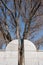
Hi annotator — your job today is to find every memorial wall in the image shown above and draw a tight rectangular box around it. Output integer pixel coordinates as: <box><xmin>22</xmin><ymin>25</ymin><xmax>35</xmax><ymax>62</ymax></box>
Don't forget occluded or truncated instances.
<box><xmin>0</xmin><ymin>40</ymin><xmax>43</xmax><ymax>65</ymax></box>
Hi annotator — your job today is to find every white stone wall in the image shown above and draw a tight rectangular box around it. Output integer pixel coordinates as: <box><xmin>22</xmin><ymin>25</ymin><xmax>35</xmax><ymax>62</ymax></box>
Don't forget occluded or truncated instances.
<box><xmin>0</xmin><ymin>40</ymin><xmax>43</xmax><ymax>65</ymax></box>
<box><xmin>0</xmin><ymin>51</ymin><xmax>18</xmax><ymax>65</ymax></box>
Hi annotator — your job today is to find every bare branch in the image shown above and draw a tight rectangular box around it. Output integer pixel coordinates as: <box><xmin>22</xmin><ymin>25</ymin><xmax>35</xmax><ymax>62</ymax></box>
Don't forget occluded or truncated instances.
<box><xmin>0</xmin><ymin>19</ymin><xmax>12</xmax><ymax>42</ymax></box>
<box><xmin>23</xmin><ymin>0</ymin><xmax>41</xmax><ymax>39</ymax></box>
<box><xmin>33</xmin><ymin>13</ymin><xmax>43</xmax><ymax>18</ymax></box>
<box><xmin>0</xmin><ymin>0</ymin><xmax>17</xmax><ymax>26</ymax></box>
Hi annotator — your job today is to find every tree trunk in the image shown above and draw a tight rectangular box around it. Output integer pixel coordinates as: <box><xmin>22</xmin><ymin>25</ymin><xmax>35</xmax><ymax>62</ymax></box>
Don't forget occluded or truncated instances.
<box><xmin>18</xmin><ymin>39</ymin><xmax>24</xmax><ymax>65</ymax></box>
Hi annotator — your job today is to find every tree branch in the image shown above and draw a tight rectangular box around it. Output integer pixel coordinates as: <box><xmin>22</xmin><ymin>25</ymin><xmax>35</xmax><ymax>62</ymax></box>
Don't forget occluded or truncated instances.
<box><xmin>33</xmin><ymin>13</ymin><xmax>43</xmax><ymax>18</ymax></box>
<box><xmin>0</xmin><ymin>21</ymin><xmax>12</xmax><ymax>42</ymax></box>
<box><xmin>0</xmin><ymin>0</ymin><xmax>17</xmax><ymax>27</ymax></box>
<box><xmin>23</xmin><ymin>0</ymin><xmax>41</xmax><ymax>39</ymax></box>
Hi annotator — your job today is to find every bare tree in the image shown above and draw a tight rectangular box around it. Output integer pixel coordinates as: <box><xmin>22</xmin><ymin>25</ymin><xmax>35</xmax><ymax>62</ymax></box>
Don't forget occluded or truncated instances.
<box><xmin>0</xmin><ymin>0</ymin><xmax>43</xmax><ymax>65</ymax></box>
